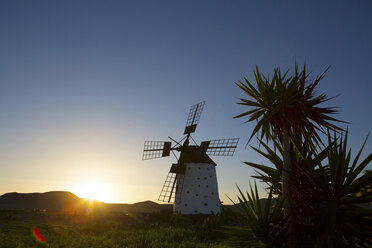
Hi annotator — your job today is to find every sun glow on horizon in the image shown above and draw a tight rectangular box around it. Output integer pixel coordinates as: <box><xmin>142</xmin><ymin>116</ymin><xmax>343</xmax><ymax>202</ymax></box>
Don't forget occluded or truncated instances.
<box><xmin>74</xmin><ymin>181</ymin><xmax>111</xmax><ymax>203</ymax></box>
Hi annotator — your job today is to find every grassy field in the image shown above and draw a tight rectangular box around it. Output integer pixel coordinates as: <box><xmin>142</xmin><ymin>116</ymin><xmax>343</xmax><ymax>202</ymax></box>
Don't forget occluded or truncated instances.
<box><xmin>0</xmin><ymin>210</ymin><xmax>253</xmax><ymax>248</ymax></box>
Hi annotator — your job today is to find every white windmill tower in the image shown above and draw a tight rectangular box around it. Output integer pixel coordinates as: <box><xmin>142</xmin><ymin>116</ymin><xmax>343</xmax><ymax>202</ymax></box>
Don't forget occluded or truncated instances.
<box><xmin>142</xmin><ymin>101</ymin><xmax>239</xmax><ymax>214</ymax></box>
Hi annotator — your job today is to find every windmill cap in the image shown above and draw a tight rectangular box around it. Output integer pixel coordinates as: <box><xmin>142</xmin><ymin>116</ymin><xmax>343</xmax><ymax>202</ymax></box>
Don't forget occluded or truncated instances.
<box><xmin>178</xmin><ymin>146</ymin><xmax>216</xmax><ymax>165</ymax></box>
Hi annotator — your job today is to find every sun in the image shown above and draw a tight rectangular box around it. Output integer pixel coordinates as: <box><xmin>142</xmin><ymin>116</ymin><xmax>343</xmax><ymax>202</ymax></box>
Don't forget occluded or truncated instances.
<box><xmin>74</xmin><ymin>181</ymin><xmax>109</xmax><ymax>202</ymax></box>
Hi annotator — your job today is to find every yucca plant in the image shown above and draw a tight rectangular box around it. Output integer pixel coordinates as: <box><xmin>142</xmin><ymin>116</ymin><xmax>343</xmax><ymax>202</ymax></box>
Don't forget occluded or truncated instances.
<box><xmin>242</xmin><ymin>131</ymin><xmax>372</xmax><ymax>247</ymax></box>
<box><xmin>234</xmin><ymin>64</ymin><xmax>345</xmax><ymax>246</ymax></box>
<box><xmin>293</xmin><ymin>132</ymin><xmax>372</xmax><ymax>247</ymax></box>
<box><xmin>223</xmin><ymin>183</ymin><xmax>288</xmax><ymax>248</ymax></box>
<box><xmin>244</xmin><ymin>133</ymin><xmax>330</xmax><ymax>244</ymax></box>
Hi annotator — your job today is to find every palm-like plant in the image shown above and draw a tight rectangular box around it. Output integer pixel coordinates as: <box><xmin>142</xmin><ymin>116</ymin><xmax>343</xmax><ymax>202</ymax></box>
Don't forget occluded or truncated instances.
<box><xmin>234</xmin><ymin>64</ymin><xmax>344</xmax><ymax>245</ymax></box>
<box><xmin>234</xmin><ymin>64</ymin><xmax>343</xmax><ymax>146</ymax></box>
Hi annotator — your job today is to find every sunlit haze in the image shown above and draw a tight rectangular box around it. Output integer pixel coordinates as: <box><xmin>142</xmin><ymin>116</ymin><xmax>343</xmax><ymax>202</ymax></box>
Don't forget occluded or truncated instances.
<box><xmin>0</xmin><ymin>1</ymin><xmax>371</xmax><ymax>203</ymax></box>
<box><xmin>74</xmin><ymin>181</ymin><xmax>111</xmax><ymax>202</ymax></box>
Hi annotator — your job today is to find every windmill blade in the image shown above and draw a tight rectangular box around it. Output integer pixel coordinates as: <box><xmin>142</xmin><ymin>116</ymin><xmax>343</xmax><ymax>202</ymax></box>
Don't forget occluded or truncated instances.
<box><xmin>158</xmin><ymin>169</ymin><xmax>185</xmax><ymax>203</ymax></box>
<box><xmin>158</xmin><ymin>172</ymin><xmax>177</xmax><ymax>203</ymax></box>
<box><xmin>142</xmin><ymin>141</ymin><xmax>171</xmax><ymax>160</ymax></box>
<box><xmin>205</xmin><ymin>138</ymin><xmax>239</xmax><ymax>156</ymax></box>
<box><xmin>168</xmin><ymin>174</ymin><xmax>178</xmax><ymax>203</ymax></box>
<box><xmin>184</xmin><ymin>101</ymin><xmax>205</xmax><ymax>134</ymax></box>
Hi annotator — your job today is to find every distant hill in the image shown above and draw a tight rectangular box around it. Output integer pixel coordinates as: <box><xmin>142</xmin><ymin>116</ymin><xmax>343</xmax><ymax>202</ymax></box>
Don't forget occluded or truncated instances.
<box><xmin>0</xmin><ymin>191</ymin><xmax>172</xmax><ymax>213</ymax></box>
<box><xmin>0</xmin><ymin>191</ymin><xmax>291</xmax><ymax>214</ymax></box>
<box><xmin>105</xmin><ymin>201</ymin><xmax>172</xmax><ymax>213</ymax></box>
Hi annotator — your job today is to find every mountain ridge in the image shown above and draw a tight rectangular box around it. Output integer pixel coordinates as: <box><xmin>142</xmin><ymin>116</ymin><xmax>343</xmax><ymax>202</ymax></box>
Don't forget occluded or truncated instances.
<box><xmin>0</xmin><ymin>191</ymin><xmax>280</xmax><ymax>213</ymax></box>
<box><xmin>0</xmin><ymin>191</ymin><xmax>171</xmax><ymax>213</ymax></box>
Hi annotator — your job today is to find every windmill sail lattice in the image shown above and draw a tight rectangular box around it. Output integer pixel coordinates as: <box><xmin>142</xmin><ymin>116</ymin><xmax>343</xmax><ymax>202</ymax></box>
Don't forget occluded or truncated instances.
<box><xmin>158</xmin><ymin>173</ymin><xmax>184</xmax><ymax>203</ymax></box>
<box><xmin>184</xmin><ymin>101</ymin><xmax>205</xmax><ymax>134</ymax></box>
<box><xmin>142</xmin><ymin>141</ymin><xmax>171</xmax><ymax>160</ymax></box>
<box><xmin>206</xmin><ymin>138</ymin><xmax>239</xmax><ymax>156</ymax></box>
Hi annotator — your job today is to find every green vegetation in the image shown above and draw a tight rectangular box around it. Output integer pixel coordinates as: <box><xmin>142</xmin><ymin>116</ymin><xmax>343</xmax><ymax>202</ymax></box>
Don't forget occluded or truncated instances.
<box><xmin>0</xmin><ymin>211</ymin><xmax>248</xmax><ymax>248</ymax></box>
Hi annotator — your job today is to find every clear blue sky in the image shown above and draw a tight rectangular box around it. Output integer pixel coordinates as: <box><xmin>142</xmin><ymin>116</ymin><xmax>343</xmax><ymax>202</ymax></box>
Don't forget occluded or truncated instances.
<box><xmin>0</xmin><ymin>0</ymin><xmax>371</xmax><ymax>203</ymax></box>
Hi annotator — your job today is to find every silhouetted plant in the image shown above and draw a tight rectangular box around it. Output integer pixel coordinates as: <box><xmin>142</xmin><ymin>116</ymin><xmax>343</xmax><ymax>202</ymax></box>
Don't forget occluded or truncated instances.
<box><xmin>236</xmin><ymin>129</ymin><xmax>372</xmax><ymax>247</ymax></box>
<box><xmin>234</xmin><ymin>64</ymin><xmax>345</xmax><ymax>246</ymax></box>
<box><xmin>291</xmin><ymin>132</ymin><xmax>372</xmax><ymax>247</ymax></box>
<box><xmin>223</xmin><ymin>183</ymin><xmax>287</xmax><ymax>248</ymax></box>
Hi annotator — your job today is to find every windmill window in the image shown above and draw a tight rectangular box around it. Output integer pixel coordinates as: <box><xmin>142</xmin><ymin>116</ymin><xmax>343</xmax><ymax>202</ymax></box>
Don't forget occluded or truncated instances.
<box><xmin>198</xmin><ymin>167</ymin><xmax>201</xmax><ymax>170</ymax></box>
<box><xmin>194</xmin><ymin>210</ymin><xmax>198</xmax><ymax>213</ymax></box>
<box><xmin>186</xmin><ymin>191</ymin><xmax>190</xmax><ymax>194</ymax></box>
<box><xmin>184</xmin><ymin>203</ymin><xmax>188</xmax><ymax>207</ymax></box>
<box><xmin>204</xmin><ymin>177</ymin><xmax>207</xmax><ymax>180</ymax></box>
<box><xmin>196</xmin><ymin>194</ymin><xmax>199</xmax><ymax>197</ymax></box>
<box><xmin>211</xmin><ymin>192</ymin><xmax>214</xmax><ymax>195</ymax></box>
<box><xmin>198</xmin><ymin>185</ymin><xmax>200</xmax><ymax>187</ymax></box>
<box><xmin>204</xmin><ymin>203</ymin><xmax>208</xmax><ymax>206</ymax></box>
<box><xmin>206</xmin><ymin>185</ymin><xmax>209</xmax><ymax>188</ymax></box>
<box><xmin>210</xmin><ymin>176</ymin><xmax>212</xmax><ymax>178</ymax></box>
<box><xmin>197</xmin><ymin>177</ymin><xmax>200</xmax><ymax>180</ymax></box>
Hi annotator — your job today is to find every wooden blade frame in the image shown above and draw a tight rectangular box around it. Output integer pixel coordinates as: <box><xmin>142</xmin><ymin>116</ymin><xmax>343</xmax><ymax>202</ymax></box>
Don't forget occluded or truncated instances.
<box><xmin>158</xmin><ymin>172</ymin><xmax>184</xmax><ymax>203</ymax></box>
<box><xmin>184</xmin><ymin>101</ymin><xmax>205</xmax><ymax>134</ymax></box>
<box><xmin>206</xmin><ymin>138</ymin><xmax>239</xmax><ymax>156</ymax></box>
<box><xmin>142</xmin><ymin>141</ymin><xmax>171</xmax><ymax>160</ymax></box>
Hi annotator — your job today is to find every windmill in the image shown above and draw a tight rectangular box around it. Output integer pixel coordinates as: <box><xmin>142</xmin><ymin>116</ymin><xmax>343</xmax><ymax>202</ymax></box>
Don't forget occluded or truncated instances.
<box><xmin>142</xmin><ymin>101</ymin><xmax>239</xmax><ymax>214</ymax></box>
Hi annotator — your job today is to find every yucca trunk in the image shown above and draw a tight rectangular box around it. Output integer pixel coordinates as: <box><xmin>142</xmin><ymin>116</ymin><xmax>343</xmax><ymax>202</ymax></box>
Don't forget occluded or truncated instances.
<box><xmin>282</xmin><ymin>130</ymin><xmax>296</xmax><ymax>247</ymax></box>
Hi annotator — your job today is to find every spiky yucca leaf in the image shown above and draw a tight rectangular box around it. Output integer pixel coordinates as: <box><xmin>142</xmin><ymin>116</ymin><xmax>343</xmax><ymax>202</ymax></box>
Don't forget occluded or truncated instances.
<box><xmin>224</xmin><ymin>183</ymin><xmax>287</xmax><ymax>248</ymax></box>
<box><xmin>244</xmin><ymin>139</ymin><xmax>284</xmax><ymax>195</ymax></box>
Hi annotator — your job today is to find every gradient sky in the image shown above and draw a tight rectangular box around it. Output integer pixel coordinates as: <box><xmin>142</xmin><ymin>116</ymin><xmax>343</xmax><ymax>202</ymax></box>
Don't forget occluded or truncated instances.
<box><xmin>0</xmin><ymin>1</ymin><xmax>371</xmax><ymax>203</ymax></box>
